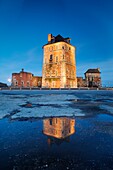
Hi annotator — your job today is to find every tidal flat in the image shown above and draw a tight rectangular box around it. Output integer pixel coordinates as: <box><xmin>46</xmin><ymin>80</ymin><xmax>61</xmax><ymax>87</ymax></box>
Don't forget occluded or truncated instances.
<box><xmin>0</xmin><ymin>90</ymin><xmax>113</xmax><ymax>170</ymax></box>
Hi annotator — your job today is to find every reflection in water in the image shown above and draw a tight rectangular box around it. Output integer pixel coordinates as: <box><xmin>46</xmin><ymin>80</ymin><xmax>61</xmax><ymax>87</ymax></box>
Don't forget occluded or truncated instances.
<box><xmin>43</xmin><ymin>117</ymin><xmax>75</xmax><ymax>145</ymax></box>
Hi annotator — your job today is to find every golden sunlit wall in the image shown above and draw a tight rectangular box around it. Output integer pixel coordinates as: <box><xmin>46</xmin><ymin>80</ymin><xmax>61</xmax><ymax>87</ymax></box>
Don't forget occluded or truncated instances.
<box><xmin>42</xmin><ymin>35</ymin><xmax>77</xmax><ymax>88</ymax></box>
<box><xmin>43</xmin><ymin>117</ymin><xmax>75</xmax><ymax>139</ymax></box>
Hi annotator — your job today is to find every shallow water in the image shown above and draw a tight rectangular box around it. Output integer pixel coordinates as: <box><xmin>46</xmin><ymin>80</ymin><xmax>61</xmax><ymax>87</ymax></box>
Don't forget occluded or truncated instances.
<box><xmin>0</xmin><ymin>90</ymin><xmax>113</xmax><ymax>170</ymax></box>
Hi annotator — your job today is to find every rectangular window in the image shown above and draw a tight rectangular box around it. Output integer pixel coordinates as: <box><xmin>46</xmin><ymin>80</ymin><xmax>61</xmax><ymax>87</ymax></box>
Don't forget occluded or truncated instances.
<box><xmin>27</xmin><ymin>81</ymin><xmax>30</xmax><ymax>87</ymax></box>
<box><xmin>50</xmin><ymin>54</ymin><xmax>53</xmax><ymax>60</ymax></box>
<box><xmin>56</xmin><ymin>71</ymin><xmax>57</xmax><ymax>76</ymax></box>
<box><xmin>52</xmin><ymin>82</ymin><xmax>55</xmax><ymax>87</ymax></box>
<box><xmin>56</xmin><ymin>56</ymin><xmax>58</xmax><ymax>62</ymax></box>
<box><xmin>21</xmin><ymin>81</ymin><xmax>24</xmax><ymax>87</ymax></box>
<box><xmin>49</xmin><ymin>119</ymin><xmax>52</xmax><ymax>125</ymax></box>
<box><xmin>15</xmin><ymin>81</ymin><xmax>18</xmax><ymax>86</ymax></box>
<box><xmin>50</xmin><ymin>71</ymin><xmax>52</xmax><ymax>77</ymax></box>
<box><xmin>56</xmin><ymin>118</ymin><xmax>57</xmax><ymax>124</ymax></box>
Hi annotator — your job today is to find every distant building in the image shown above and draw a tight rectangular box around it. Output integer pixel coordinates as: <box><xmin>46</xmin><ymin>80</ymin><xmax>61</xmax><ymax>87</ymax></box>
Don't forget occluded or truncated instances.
<box><xmin>12</xmin><ymin>69</ymin><xmax>42</xmax><ymax>87</ymax></box>
<box><xmin>42</xmin><ymin>34</ymin><xmax>77</xmax><ymax>88</ymax></box>
<box><xmin>0</xmin><ymin>82</ymin><xmax>8</xmax><ymax>88</ymax></box>
<box><xmin>84</xmin><ymin>68</ymin><xmax>101</xmax><ymax>87</ymax></box>
<box><xmin>77</xmin><ymin>77</ymin><xmax>86</xmax><ymax>87</ymax></box>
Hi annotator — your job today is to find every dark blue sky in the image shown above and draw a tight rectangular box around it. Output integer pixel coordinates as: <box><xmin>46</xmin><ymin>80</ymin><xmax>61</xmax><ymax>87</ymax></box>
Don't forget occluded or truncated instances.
<box><xmin>0</xmin><ymin>0</ymin><xmax>113</xmax><ymax>86</ymax></box>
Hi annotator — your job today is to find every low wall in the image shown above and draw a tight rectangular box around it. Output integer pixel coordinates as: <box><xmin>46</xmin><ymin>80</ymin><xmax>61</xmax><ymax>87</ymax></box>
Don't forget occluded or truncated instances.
<box><xmin>0</xmin><ymin>87</ymin><xmax>113</xmax><ymax>90</ymax></box>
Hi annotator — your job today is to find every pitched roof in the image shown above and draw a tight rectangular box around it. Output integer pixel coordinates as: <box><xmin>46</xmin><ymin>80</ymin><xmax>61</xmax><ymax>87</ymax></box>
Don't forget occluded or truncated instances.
<box><xmin>85</xmin><ymin>69</ymin><xmax>100</xmax><ymax>74</ymax></box>
<box><xmin>55</xmin><ymin>34</ymin><xmax>70</xmax><ymax>43</ymax></box>
<box><xmin>43</xmin><ymin>34</ymin><xmax>71</xmax><ymax>47</ymax></box>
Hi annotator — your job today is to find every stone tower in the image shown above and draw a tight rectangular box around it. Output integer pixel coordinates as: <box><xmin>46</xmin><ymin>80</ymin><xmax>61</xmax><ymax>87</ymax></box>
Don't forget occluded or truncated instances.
<box><xmin>42</xmin><ymin>34</ymin><xmax>77</xmax><ymax>88</ymax></box>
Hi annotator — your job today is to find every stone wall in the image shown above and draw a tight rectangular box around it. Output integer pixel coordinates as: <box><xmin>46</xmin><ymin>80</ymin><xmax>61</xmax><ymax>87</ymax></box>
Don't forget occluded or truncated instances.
<box><xmin>42</xmin><ymin>40</ymin><xmax>77</xmax><ymax>88</ymax></box>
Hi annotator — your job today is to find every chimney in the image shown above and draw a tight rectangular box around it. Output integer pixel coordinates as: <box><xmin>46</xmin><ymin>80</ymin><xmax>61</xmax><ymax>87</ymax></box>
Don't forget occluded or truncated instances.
<box><xmin>48</xmin><ymin>34</ymin><xmax>52</xmax><ymax>43</ymax></box>
<box><xmin>97</xmin><ymin>68</ymin><xmax>100</xmax><ymax>72</ymax></box>
<box><xmin>22</xmin><ymin>68</ymin><xmax>24</xmax><ymax>72</ymax></box>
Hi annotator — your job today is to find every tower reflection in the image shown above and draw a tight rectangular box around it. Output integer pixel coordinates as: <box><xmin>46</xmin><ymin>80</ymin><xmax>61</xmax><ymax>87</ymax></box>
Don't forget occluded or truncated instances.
<box><xmin>43</xmin><ymin>117</ymin><xmax>75</xmax><ymax>145</ymax></box>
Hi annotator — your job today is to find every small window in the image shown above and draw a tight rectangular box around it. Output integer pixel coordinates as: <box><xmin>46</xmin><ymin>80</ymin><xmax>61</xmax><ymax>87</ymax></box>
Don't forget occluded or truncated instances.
<box><xmin>15</xmin><ymin>81</ymin><xmax>18</xmax><ymax>86</ymax></box>
<box><xmin>50</xmin><ymin>71</ymin><xmax>52</xmax><ymax>77</ymax></box>
<box><xmin>27</xmin><ymin>81</ymin><xmax>30</xmax><ymax>87</ymax></box>
<box><xmin>63</xmin><ymin>55</ymin><xmax>65</xmax><ymax>60</ymax></box>
<box><xmin>62</xmin><ymin>46</ymin><xmax>64</xmax><ymax>49</ymax></box>
<box><xmin>56</xmin><ymin>56</ymin><xmax>58</xmax><ymax>62</ymax></box>
<box><xmin>50</xmin><ymin>54</ymin><xmax>53</xmax><ymax>60</ymax></box>
<box><xmin>56</xmin><ymin>71</ymin><xmax>58</xmax><ymax>76</ymax></box>
<box><xmin>69</xmin><ymin>47</ymin><xmax>71</xmax><ymax>50</ymax></box>
<box><xmin>56</xmin><ymin>118</ymin><xmax>57</xmax><ymax>124</ymax></box>
<box><xmin>52</xmin><ymin>82</ymin><xmax>55</xmax><ymax>87</ymax></box>
<box><xmin>50</xmin><ymin>46</ymin><xmax>53</xmax><ymax>52</ymax></box>
<box><xmin>63</xmin><ymin>121</ymin><xmax>64</xmax><ymax>126</ymax></box>
<box><xmin>49</xmin><ymin>119</ymin><xmax>52</xmax><ymax>125</ymax></box>
<box><xmin>38</xmin><ymin>81</ymin><xmax>41</xmax><ymax>87</ymax></box>
<box><xmin>21</xmin><ymin>81</ymin><xmax>24</xmax><ymax>87</ymax></box>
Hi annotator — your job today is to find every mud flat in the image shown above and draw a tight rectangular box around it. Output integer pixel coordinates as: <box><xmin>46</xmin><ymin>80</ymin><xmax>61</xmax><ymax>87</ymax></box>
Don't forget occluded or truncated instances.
<box><xmin>0</xmin><ymin>90</ymin><xmax>113</xmax><ymax>170</ymax></box>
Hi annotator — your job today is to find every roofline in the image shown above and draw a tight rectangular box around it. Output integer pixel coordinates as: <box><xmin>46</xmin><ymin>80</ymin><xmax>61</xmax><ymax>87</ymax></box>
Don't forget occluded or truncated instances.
<box><xmin>12</xmin><ymin>71</ymin><xmax>32</xmax><ymax>75</ymax></box>
<box><xmin>84</xmin><ymin>71</ymin><xmax>101</xmax><ymax>74</ymax></box>
<box><xmin>33</xmin><ymin>76</ymin><xmax>42</xmax><ymax>78</ymax></box>
<box><xmin>42</xmin><ymin>41</ymin><xmax>75</xmax><ymax>49</ymax></box>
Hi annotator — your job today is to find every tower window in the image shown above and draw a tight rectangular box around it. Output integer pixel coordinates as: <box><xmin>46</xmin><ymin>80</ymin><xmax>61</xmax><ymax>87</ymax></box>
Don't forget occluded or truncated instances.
<box><xmin>56</xmin><ymin>56</ymin><xmax>58</xmax><ymax>62</ymax></box>
<box><xmin>56</xmin><ymin>71</ymin><xmax>58</xmax><ymax>76</ymax></box>
<box><xmin>49</xmin><ymin>119</ymin><xmax>52</xmax><ymax>125</ymax></box>
<box><xmin>56</xmin><ymin>118</ymin><xmax>57</xmax><ymax>124</ymax></box>
<box><xmin>50</xmin><ymin>71</ymin><xmax>52</xmax><ymax>77</ymax></box>
<box><xmin>62</xmin><ymin>46</ymin><xmax>64</xmax><ymax>49</ymax></box>
<box><xmin>50</xmin><ymin>54</ymin><xmax>53</xmax><ymax>60</ymax></box>
<box><xmin>52</xmin><ymin>82</ymin><xmax>54</xmax><ymax>87</ymax></box>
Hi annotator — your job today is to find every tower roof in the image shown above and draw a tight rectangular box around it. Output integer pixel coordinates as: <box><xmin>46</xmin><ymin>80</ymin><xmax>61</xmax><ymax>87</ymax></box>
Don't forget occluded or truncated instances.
<box><xmin>55</xmin><ymin>34</ymin><xmax>70</xmax><ymax>43</ymax></box>
<box><xmin>43</xmin><ymin>34</ymin><xmax>71</xmax><ymax>47</ymax></box>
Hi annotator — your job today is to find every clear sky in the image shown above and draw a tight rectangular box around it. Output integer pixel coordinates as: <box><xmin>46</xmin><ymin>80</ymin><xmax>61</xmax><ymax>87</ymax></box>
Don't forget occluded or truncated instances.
<box><xmin>0</xmin><ymin>0</ymin><xmax>113</xmax><ymax>86</ymax></box>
